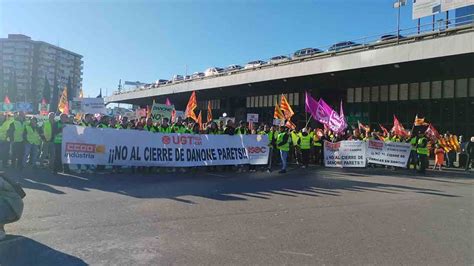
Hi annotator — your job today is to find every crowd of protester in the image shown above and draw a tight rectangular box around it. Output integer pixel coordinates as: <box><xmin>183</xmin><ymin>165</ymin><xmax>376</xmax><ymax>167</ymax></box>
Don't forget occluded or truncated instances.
<box><xmin>1</xmin><ymin>111</ymin><xmax>473</xmax><ymax>175</ymax></box>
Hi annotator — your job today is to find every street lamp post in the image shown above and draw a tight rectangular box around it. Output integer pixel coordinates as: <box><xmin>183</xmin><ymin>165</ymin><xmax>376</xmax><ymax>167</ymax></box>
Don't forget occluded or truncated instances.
<box><xmin>393</xmin><ymin>0</ymin><xmax>407</xmax><ymax>42</ymax></box>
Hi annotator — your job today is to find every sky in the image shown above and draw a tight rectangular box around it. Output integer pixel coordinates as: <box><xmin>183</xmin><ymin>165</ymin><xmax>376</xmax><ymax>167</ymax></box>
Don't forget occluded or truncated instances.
<box><xmin>0</xmin><ymin>0</ymin><xmax>449</xmax><ymax>98</ymax></box>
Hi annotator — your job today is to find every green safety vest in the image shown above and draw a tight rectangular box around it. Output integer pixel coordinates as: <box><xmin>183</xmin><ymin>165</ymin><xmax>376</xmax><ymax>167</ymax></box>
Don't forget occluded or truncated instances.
<box><xmin>54</xmin><ymin>121</ymin><xmax>63</xmax><ymax>144</ymax></box>
<box><xmin>25</xmin><ymin>124</ymin><xmax>41</xmax><ymax>145</ymax></box>
<box><xmin>276</xmin><ymin>132</ymin><xmax>290</xmax><ymax>152</ymax></box>
<box><xmin>12</xmin><ymin>120</ymin><xmax>25</xmax><ymax>143</ymax></box>
<box><xmin>291</xmin><ymin>132</ymin><xmax>299</xmax><ymax>147</ymax></box>
<box><xmin>0</xmin><ymin>120</ymin><xmax>10</xmax><ymax>141</ymax></box>
<box><xmin>299</xmin><ymin>134</ymin><xmax>311</xmax><ymax>150</ymax></box>
<box><xmin>143</xmin><ymin>125</ymin><xmax>157</xmax><ymax>132</ymax></box>
<box><xmin>43</xmin><ymin>120</ymin><xmax>53</xmax><ymax>142</ymax></box>
<box><xmin>97</xmin><ymin>123</ymin><xmax>108</xmax><ymax>128</ymax></box>
<box><xmin>313</xmin><ymin>135</ymin><xmax>322</xmax><ymax>147</ymax></box>
<box><xmin>410</xmin><ymin>137</ymin><xmax>417</xmax><ymax>151</ymax></box>
<box><xmin>259</xmin><ymin>130</ymin><xmax>274</xmax><ymax>146</ymax></box>
<box><xmin>158</xmin><ymin>126</ymin><xmax>172</xmax><ymax>133</ymax></box>
<box><xmin>235</xmin><ymin>127</ymin><xmax>248</xmax><ymax>135</ymax></box>
<box><xmin>417</xmin><ymin>137</ymin><xmax>429</xmax><ymax>155</ymax></box>
<box><xmin>172</xmin><ymin>125</ymin><xmax>187</xmax><ymax>133</ymax></box>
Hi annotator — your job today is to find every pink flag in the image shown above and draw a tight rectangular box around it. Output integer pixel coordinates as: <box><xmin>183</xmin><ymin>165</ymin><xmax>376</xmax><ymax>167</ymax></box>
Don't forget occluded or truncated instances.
<box><xmin>165</xmin><ymin>98</ymin><xmax>172</xmax><ymax>106</ymax></box>
<box><xmin>305</xmin><ymin>92</ymin><xmax>318</xmax><ymax>116</ymax></box>
<box><xmin>313</xmin><ymin>98</ymin><xmax>347</xmax><ymax>133</ymax></box>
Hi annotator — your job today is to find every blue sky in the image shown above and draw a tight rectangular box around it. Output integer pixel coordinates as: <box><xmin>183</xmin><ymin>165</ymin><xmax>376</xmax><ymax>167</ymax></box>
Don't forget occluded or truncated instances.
<box><xmin>1</xmin><ymin>0</ymin><xmax>448</xmax><ymax>97</ymax></box>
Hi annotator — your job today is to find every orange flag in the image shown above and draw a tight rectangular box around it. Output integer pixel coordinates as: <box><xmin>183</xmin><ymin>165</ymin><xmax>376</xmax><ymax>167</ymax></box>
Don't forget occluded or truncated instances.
<box><xmin>146</xmin><ymin>105</ymin><xmax>151</xmax><ymax>119</ymax></box>
<box><xmin>273</xmin><ymin>103</ymin><xmax>285</xmax><ymax>119</ymax></box>
<box><xmin>197</xmin><ymin>111</ymin><xmax>203</xmax><ymax>131</ymax></box>
<box><xmin>414</xmin><ymin>114</ymin><xmax>428</xmax><ymax>126</ymax></box>
<box><xmin>285</xmin><ymin>119</ymin><xmax>296</xmax><ymax>130</ymax></box>
<box><xmin>58</xmin><ymin>86</ymin><xmax>69</xmax><ymax>114</ymax></box>
<box><xmin>185</xmin><ymin>91</ymin><xmax>197</xmax><ymax>121</ymax></box>
<box><xmin>280</xmin><ymin>94</ymin><xmax>294</xmax><ymax>119</ymax></box>
<box><xmin>207</xmin><ymin>100</ymin><xmax>212</xmax><ymax>123</ymax></box>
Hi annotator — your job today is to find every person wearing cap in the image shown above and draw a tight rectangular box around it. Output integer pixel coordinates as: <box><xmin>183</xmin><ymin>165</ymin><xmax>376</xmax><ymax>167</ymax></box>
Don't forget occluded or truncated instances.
<box><xmin>298</xmin><ymin>128</ymin><xmax>312</xmax><ymax>169</ymax></box>
<box><xmin>465</xmin><ymin>136</ymin><xmax>474</xmax><ymax>171</ymax></box>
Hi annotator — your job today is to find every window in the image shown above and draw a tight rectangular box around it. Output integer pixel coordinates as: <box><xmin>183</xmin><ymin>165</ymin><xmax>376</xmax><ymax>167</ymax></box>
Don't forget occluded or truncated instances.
<box><xmin>250</xmin><ymin>97</ymin><xmax>255</xmax><ymax>108</ymax></box>
<box><xmin>371</xmin><ymin>86</ymin><xmax>379</xmax><ymax>102</ymax></box>
<box><xmin>288</xmin><ymin>93</ymin><xmax>294</xmax><ymax>105</ymax></box>
<box><xmin>470</xmin><ymin>78</ymin><xmax>474</xmax><ymax>97</ymax></box>
<box><xmin>431</xmin><ymin>81</ymin><xmax>442</xmax><ymax>99</ymax></box>
<box><xmin>443</xmin><ymin>80</ymin><xmax>454</xmax><ymax>98</ymax></box>
<box><xmin>294</xmin><ymin>93</ymin><xmax>299</xmax><ymax>105</ymax></box>
<box><xmin>347</xmin><ymin>88</ymin><xmax>354</xmax><ymax>103</ymax></box>
<box><xmin>267</xmin><ymin>95</ymin><xmax>273</xmax><ymax>106</ymax></box>
<box><xmin>420</xmin><ymin>81</ymin><xmax>430</xmax><ymax>99</ymax></box>
<box><xmin>259</xmin><ymin>96</ymin><xmax>264</xmax><ymax>107</ymax></box>
<box><xmin>363</xmin><ymin>87</ymin><xmax>370</xmax><ymax>102</ymax></box>
<box><xmin>263</xmin><ymin>95</ymin><xmax>268</xmax><ymax>107</ymax></box>
<box><xmin>380</xmin><ymin>85</ymin><xmax>388</xmax><ymax>101</ymax></box>
<box><xmin>273</xmin><ymin>95</ymin><xmax>279</xmax><ymax>106</ymax></box>
<box><xmin>409</xmin><ymin>83</ymin><xmax>419</xmax><ymax>100</ymax></box>
<box><xmin>456</xmin><ymin>79</ymin><xmax>468</xmax><ymax>98</ymax></box>
<box><xmin>389</xmin><ymin>84</ymin><xmax>398</xmax><ymax>101</ymax></box>
<box><xmin>399</xmin><ymin>83</ymin><xmax>408</xmax><ymax>100</ymax></box>
<box><xmin>355</xmin><ymin>87</ymin><xmax>362</xmax><ymax>102</ymax></box>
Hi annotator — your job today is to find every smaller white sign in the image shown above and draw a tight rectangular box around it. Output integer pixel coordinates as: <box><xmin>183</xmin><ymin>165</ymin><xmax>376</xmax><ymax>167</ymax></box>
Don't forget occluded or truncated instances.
<box><xmin>441</xmin><ymin>0</ymin><xmax>474</xmax><ymax>12</ymax></box>
<box><xmin>367</xmin><ymin>140</ymin><xmax>411</xmax><ymax>167</ymax></box>
<box><xmin>247</xmin><ymin>113</ymin><xmax>259</xmax><ymax>123</ymax></box>
<box><xmin>79</xmin><ymin>98</ymin><xmax>106</xmax><ymax>114</ymax></box>
<box><xmin>413</xmin><ymin>0</ymin><xmax>441</xmax><ymax>19</ymax></box>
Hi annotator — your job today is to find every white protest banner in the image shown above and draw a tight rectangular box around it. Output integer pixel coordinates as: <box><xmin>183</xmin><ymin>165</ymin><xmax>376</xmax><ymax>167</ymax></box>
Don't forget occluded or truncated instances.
<box><xmin>246</xmin><ymin>113</ymin><xmax>259</xmax><ymax>123</ymax></box>
<box><xmin>367</xmin><ymin>140</ymin><xmax>411</xmax><ymax>167</ymax></box>
<box><xmin>80</xmin><ymin>98</ymin><xmax>106</xmax><ymax>114</ymax></box>
<box><xmin>62</xmin><ymin>125</ymin><xmax>269</xmax><ymax>167</ymax></box>
<box><xmin>151</xmin><ymin>103</ymin><xmax>174</xmax><ymax>122</ymax></box>
<box><xmin>324</xmin><ymin>141</ymin><xmax>366</xmax><ymax>168</ymax></box>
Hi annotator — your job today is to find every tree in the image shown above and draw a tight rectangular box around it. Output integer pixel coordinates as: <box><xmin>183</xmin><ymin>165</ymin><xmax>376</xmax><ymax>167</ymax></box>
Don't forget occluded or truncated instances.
<box><xmin>42</xmin><ymin>75</ymin><xmax>51</xmax><ymax>103</ymax></box>
<box><xmin>0</xmin><ymin>69</ymin><xmax>4</xmax><ymax>99</ymax></box>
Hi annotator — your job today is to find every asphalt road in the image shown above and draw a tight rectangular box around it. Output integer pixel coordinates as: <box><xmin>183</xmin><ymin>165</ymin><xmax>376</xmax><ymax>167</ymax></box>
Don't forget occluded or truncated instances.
<box><xmin>0</xmin><ymin>166</ymin><xmax>473</xmax><ymax>265</ymax></box>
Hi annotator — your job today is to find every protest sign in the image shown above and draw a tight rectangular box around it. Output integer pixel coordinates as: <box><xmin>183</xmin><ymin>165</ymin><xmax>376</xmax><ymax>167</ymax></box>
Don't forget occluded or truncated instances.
<box><xmin>324</xmin><ymin>141</ymin><xmax>366</xmax><ymax>168</ymax></box>
<box><xmin>367</xmin><ymin>140</ymin><xmax>411</xmax><ymax>167</ymax></box>
<box><xmin>151</xmin><ymin>103</ymin><xmax>174</xmax><ymax>122</ymax></box>
<box><xmin>136</xmin><ymin>108</ymin><xmax>147</xmax><ymax>118</ymax></box>
<box><xmin>16</xmin><ymin>102</ymin><xmax>33</xmax><ymax>113</ymax></box>
<box><xmin>38</xmin><ymin>103</ymin><xmax>50</xmax><ymax>115</ymax></box>
<box><xmin>246</xmin><ymin>113</ymin><xmax>259</xmax><ymax>123</ymax></box>
<box><xmin>62</xmin><ymin>125</ymin><xmax>269</xmax><ymax>167</ymax></box>
<box><xmin>80</xmin><ymin>98</ymin><xmax>106</xmax><ymax>114</ymax></box>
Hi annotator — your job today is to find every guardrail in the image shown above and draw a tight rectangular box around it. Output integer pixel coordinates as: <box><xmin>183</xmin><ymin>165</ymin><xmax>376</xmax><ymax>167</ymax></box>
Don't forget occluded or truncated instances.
<box><xmin>113</xmin><ymin>15</ymin><xmax>474</xmax><ymax>96</ymax></box>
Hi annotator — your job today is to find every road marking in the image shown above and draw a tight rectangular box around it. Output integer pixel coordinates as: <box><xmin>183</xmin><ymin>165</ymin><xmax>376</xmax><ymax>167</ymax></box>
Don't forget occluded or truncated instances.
<box><xmin>280</xmin><ymin>250</ymin><xmax>314</xmax><ymax>257</ymax></box>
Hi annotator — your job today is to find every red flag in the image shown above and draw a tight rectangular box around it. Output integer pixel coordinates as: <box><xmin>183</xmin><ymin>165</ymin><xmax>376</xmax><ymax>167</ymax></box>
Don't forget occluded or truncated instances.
<box><xmin>280</xmin><ymin>94</ymin><xmax>294</xmax><ymax>119</ymax></box>
<box><xmin>207</xmin><ymin>101</ymin><xmax>212</xmax><ymax>123</ymax></box>
<box><xmin>165</xmin><ymin>98</ymin><xmax>172</xmax><ymax>106</ymax></box>
<box><xmin>273</xmin><ymin>103</ymin><xmax>285</xmax><ymax>119</ymax></box>
<box><xmin>358</xmin><ymin>121</ymin><xmax>370</xmax><ymax>132</ymax></box>
<box><xmin>197</xmin><ymin>111</ymin><xmax>203</xmax><ymax>131</ymax></box>
<box><xmin>171</xmin><ymin>109</ymin><xmax>176</xmax><ymax>123</ymax></box>
<box><xmin>4</xmin><ymin>96</ymin><xmax>11</xmax><ymax>105</ymax></box>
<box><xmin>425</xmin><ymin>123</ymin><xmax>441</xmax><ymax>142</ymax></box>
<box><xmin>146</xmin><ymin>105</ymin><xmax>151</xmax><ymax>119</ymax></box>
<box><xmin>285</xmin><ymin>120</ymin><xmax>296</xmax><ymax>130</ymax></box>
<box><xmin>391</xmin><ymin>115</ymin><xmax>408</xmax><ymax>137</ymax></box>
<box><xmin>379</xmin><ymin>124</ymin><xmax>389</xmax><ymax>136</ymax></box>
<box><xmin>58</xmin><ymin>86</ymin><xmax>69</xmax><ymax>114</ymax></box>
<box><xmin>185</xmin><ymin>91</ymin><xmax>197</xmax><ymax>121</ymax></box>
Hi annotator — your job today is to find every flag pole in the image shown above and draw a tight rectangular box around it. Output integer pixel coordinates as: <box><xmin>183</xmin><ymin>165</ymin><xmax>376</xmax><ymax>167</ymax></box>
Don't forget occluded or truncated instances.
<box><xmin>304</xmin><ymin>114</ymin><xmax>312</xmax><ymax>128</ymax></box>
